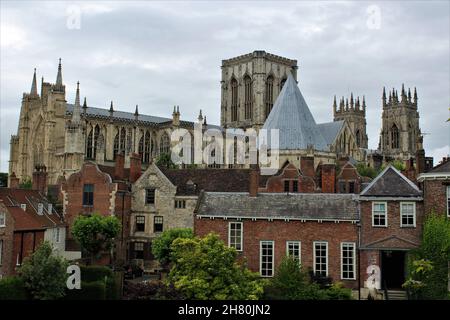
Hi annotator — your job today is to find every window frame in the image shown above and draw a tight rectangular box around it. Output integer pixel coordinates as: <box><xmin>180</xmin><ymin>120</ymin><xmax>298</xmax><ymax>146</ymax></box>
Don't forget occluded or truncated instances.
<box><xmin>313</xmin><ymin>241</ymin><xmax>328</xmax><ymax>277</ymax></box>
<box><xmin>372</xmin><ymin>202</ymin><xmax>388</xmax><ymax>227</ymax></box>
<box><xmin>228</xmin><ymin>222</ymin><xmax>243</xmax><ymax>252</ymax></box>
<box><xmin>286</xmin><ymin>241</ymin><xmax>301</xmax><ymax>265</ymax></box>
<box><xmin>400</xmin><ymin>202</ymin><xmax>416</xmax><ymax>228</ymax></box>
<box><xmin>341</xmin><ymin>242</ymin><xmax>356</xmax><ymax>280</ymax></box>
<box><xmin>82</xmin><ymin>184</ymin><xmax>94</xmax><ymax>207</ymax></box>
<box><xmin>135</xmin><ymin>215</ymin><xmax>146</xmax><ymax>232</ymax></box>
<box><xmin>292</xmin><ymin>181</ymin><xmax>299</xmax><ymax>193</ymax></box>
<box><xmin>284</xmin><ymin>180</ymin><xmax>290</xmax><ymax>192</ymax></box>
<box><xmin>0</xmin><ymin>212</ymin><xmax>5</xmax><ymax>227</ymax></box>
<box><xmin>153</xmin><ymin>216</ymin><xmax>163</xmax><ymax>233</ymax></box>
<box><xmin>260</xmin><ymin>240</ymin><xmax>274</xmax><ymax>277</ymax></box>
<box><xmin>447</xmin><ymin>185</ymin><xmax>450</xmax><ymax>217</ymax></box>
<box><xmin>145</xmin><ymin>188</ymin><xmax>155</xmax><ymax>205</ymax></box>
<box><xmin>0</xmin><ymin>239</ymin><xmax>3</xmax><ymax>266</ymax></box>
<box><xmin>134</xmin><ymin>242</ymin><xmax>144</xmax><ymax>259</ymax></box>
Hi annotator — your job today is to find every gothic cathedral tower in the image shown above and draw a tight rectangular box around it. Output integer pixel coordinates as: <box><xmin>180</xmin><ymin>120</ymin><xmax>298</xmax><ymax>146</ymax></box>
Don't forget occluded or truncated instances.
<box><xmin>379</xmin><ymin>85</ymin><xmax>421</xmax><ymax>159</ymax></box>
<box><xmin>333</xmin><ymin>93</ymin><xmax>368</xmax><ymax>149</ymax></box>
<box><xmin>220</xmin><ymin>51</ymin><xmax>298</xmax><ymax>129</ymax></box>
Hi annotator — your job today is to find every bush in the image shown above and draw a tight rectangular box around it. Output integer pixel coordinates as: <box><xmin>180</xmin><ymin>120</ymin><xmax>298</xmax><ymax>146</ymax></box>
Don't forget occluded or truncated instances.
<box><xmin>65</xmin><ymin>281</ymin><xmax>106</xmax><ymax>300</ymax></box>
<box><xmin>80</xmin><ymin>265</ymin><xmax>114</xmax><ymax>282</ymax></box>
<box><xmin>356</xmin><ymin>163</ymin><xmax>377</xmax><ymax>179</ymax></box>
<box><xmin>323</xmin><ymin>282</ymin><xmax>352</xmax><ymax>300</ymax></box>
<box><xmin>123</xmin><ymin>280</ymin><xmax>185</xmax><ymax>300</ymax></box>
<box><xmin>0</xmin><ymin>277</ymin><xmax>28</xmax><ymax>300</ymax></box>
<box><xmin>152</xmin><ymin>228</ymin><xmax>194</xmax><ymax>265</ymax></box>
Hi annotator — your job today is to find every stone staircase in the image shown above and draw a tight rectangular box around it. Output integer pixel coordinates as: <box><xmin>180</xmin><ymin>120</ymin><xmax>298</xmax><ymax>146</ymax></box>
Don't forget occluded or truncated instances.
<box><xmin>386</xmin><ymin>290</ymin><xmax>408</xmax><ymax>300</ymax></box>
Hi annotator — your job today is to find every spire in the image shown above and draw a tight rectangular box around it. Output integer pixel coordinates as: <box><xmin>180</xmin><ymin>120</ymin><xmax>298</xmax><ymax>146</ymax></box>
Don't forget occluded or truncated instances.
<box><xmin>134</xmin><ymin>104</ymin><xmax>139</xmax><ymax>116</ymax></box>
<box><xmin>30</xmin><ymin>68</ymin><xmax>38</xmax><ymax>96</ymax></box>
<box><xmin>408</xmin><ymin>88</ymin><xmax>412</xmax><ymax>103</ymax></box>
<box><xmin>198</xmin><ymin>109</ymin><xmax>203</xmax><ymax>122</ymax></box>
<box><xmin>82</xmin><ymin>97</ymin><xmax>87</xmax><ymax>114</ymax></box>
<box><xmin>362</xmin><ymin>95</ymin><xmax>366</xmax><ymax>112</ymax></box>
<box><xmin>173</xmin><ymin>105</ymin><xmax>176</xmax><ymax>115</ymax></box>
<box><xmin>345</xmin><ymin>98</ymin><xmax>349</xmax><ymax>111</ymax></box>
<box><xmin>72</xmin><ymin>81</ymin><xmax>81</xmax><ymax>123</ymax></box>
<box><xmin>340</xmin><ymin>97</ymin><xmax>344</xmax><ymax>111</ymax></box>
<box><xmin>333</xmin><ymin>95</ymin><xmax>337</xmax><ymax>113</ymax></box>
<box><xmin>109</xmin><ymin>101</ymin><xmax>114</xmax><ymax>114</ymax></box>
<box><xmin>413</xmin><ymin>87</ymin><xmax>418</xmax><ymax>104</ymax></box>
<box><xmin>350</xmin><ymin>93</ymin><xmax>354</xmax><ymax>109</ymax></box>
<box><xmin>176</xmin><ymin>105</ymin><xmax>180</xmax><ymax>114</ymax></box>
<box><xmin>55</xmin><ymin>58</ymin><xmax>63</xmax><ymax>90</ymax></box>
<box><xmin>355</xmin><ymin>96</ymin><xmax>360</xmax><ymax>110</ymax></box>
<box><xmin>401</xmin><ymin>83</ymin><xmax>407</xmax><ymax>103</ymax></box>
<box><xmin>382</xmin><ymin>87</ymin><xmax>387</xmax><ymax>107</ymax></box>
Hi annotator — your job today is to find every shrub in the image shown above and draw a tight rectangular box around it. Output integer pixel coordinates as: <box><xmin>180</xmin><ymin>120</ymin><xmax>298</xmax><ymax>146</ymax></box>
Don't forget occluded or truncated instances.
<box><xmin>323</xmin><ymin>282</ymin><xmax>352</xmax><ymax>300</ymax></box>
<box><xmin>152</xmin><ymin>228</ymin><xmax>194</xmax><ymax>266</ymax></box>
<box><xmin>123</xmin><ymin>280</ymin><xmax>185</xmax><ymax>300</ymax></box>
<box><xmin>0</xmin><ymin>277</ymin><xmax>28</xmax><ymax>300</ymax></box>
<box><xmin>356</xmin><ymin>163</ymin><xmax>377</xmax><ymax>179</ymax></box>
<box><xmin>65</xmin><ymin>281</ymin><xmax>106</xmax><ymax>300</ymax></box>
<box><xmin>80</xmin><ymin>265</ymin><xmax>114</xmax><ymax>282</ymax></box>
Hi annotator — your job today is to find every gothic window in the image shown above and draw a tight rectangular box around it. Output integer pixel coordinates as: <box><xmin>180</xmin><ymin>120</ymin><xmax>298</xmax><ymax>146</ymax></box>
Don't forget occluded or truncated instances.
<box><xmin>265</xmin><ymin>76</ymin><xmax>274</xmax><ymax>119</ymax></box>
<box><xmin>408</xmin><ymin>125</ymin><xmax>414</xmax><ymax>151</ymax></box>
<box><xmin>144</xmin><ymin>131</ymin><xmax>151</xmax><ymax>163</ymax></box>
<box><xmin>138</xmin><ymin>131</ymin><xmax>144</xmax><ymax>159</ymax></box>
<box><xmin>244</xmin><ymin>75</ymin><xmax>252</xmax><ymax>120</ymax></box>
<box><xmin>160</xmin><ymin>132</ymin><xmax>170</xmax><ymax>154</ymax></box>
<box><xmin>113</xmin><ymin>132</ymin><xmax>119</xmax><ymax>159</ymax></box>
<box><xmin>93</xmin><ymin>125</ymin><xmax>100</xmax><ymax>159</ymax></box>
<box><xmin>151</xmin><ymin>138</ymin><xmax>156</xmax><ymax>157</ymax></box>
<box><xmin>231</xmin><ymin>78</ymin><xmax>238</xmax><ymax>122</ymax></box>
<box><xmin>391</xmin><ymin>124</ymin><xmax>399</xmax><ymax>149</ymax></box>
<box><xmin>120</xmin><ymin>127</ymin><xmax>126</xmax><ymax>153</ymax></box>
<box><xmin>280</xmin><ymin>77</ymin><xmax>287</xmax><ymax>91</ymax></box>
<box><xmin>356</xmin><ymin>129</ymin><xmax>361</xmax><ymax>148</ymax></box>
<box><xmin>86</xmin><ymin>129</ymin><xmax>93</xmax><ymax>159</ymax></box>
<box><xmin>126</xmin><ymin>128</ymin><xmax>133</xmax><ymax>153</ymax></box>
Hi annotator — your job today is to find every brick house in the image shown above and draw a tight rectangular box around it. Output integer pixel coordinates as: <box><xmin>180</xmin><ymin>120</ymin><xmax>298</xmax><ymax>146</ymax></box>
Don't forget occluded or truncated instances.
<box><xmin>60</xmin><ymin>153</ymin><xmax>140</xmax><ymax>264</ymax></box>
<box><xmin>359</xmin><ymin>165</ymin><xmax>423</xmax><ymax>290</ymax></box>
<box><xmin>417</xmin><ymin>158</ymin><xmax>450</xmax><ymax>217</ymax></box>
<box><xmin>0</xmin><ymin>188</ymin><xmax>65</xmax><ymax>278</ymax></box>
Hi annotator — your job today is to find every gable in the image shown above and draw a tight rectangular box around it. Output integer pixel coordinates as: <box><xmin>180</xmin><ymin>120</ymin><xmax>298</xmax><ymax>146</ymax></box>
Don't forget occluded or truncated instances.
<box><xmin>362</xmin><ymin>235</ymin><xmax>419</xmax><ymax>250</ymax></box>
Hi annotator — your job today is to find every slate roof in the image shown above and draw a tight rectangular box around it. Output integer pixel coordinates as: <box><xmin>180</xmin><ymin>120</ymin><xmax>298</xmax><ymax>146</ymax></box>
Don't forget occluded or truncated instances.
<box><xmin>262</xmin><ymin>74</ymin><xmax>329</xmax><ymax>151</ymax></box>
<box><xmin>196</xmin><ymin>192</ymin><xmax>359</xmax><ymax>221</ymax></box>
<box><xmin>0</xmin><ymin>188</ymin><xmax>64</xmax><ymax>230</ymax></box>
<box><xmin>317</xmin><ymin>121</ymin><xmax>344</xmax><ymax>146</ymax></box>
<box><xmin>159</xmin><ymin>167</ymin><xmax>252</xmax><ymax>196</ymax></box>
<box><xmin>360</xmin><ymin>165</ymin><xmax>422</xmax><ymax>197</ymax></box>
<box><xmin>425</xmin><ymin>159</ymin><xmax>450</xmax><ymax>173</ymax></box>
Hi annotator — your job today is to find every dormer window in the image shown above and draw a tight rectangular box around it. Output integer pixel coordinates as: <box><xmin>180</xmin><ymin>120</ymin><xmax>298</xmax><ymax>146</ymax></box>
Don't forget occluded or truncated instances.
<box><xmin>186</xmin><ymin>180</ymin><xmax>196</xmax><ymax>193</ymax></box>
<box><xmin>37</xmin><ymin>203</ymin><xmax>44</xmax><ymax>215</ymax></box>
<box><xmin>0</xmin><ymin>212</ymin><xmax>5</xmax><ymax>227</ymax></box>
<box><xmin>20</xmin><ymin>204</ymin><xmax>26</xmax><ymax>211</ymax></box>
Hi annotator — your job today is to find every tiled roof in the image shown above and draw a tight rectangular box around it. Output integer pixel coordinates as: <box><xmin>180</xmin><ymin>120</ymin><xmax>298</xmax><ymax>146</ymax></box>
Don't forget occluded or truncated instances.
<box><xmin>360</xmin><ymin>165</ymin><xmax>422</xmax><ymax>197</ymax></box>
<box><xmin>196</xmin><ymin>192</ymin><xmax>359</xmax><ymax>221</ymax></box>
<box><xmin>262</xmin><ymin>74</ymin><xmax>329</xmax><ymax>151</ymax></box>
<box><xmin>0</xmin><ymin>188</ymin><xmax>64</xmax><ymax>230</ymax></box>
<box><xmin>159</xmin><ymin>167</ymin><xmax>252</xmax><ymax>195</ymax></box>
<box><xmin>317</xmin><ymin>121</ymin><xmax>344</xmax><ymax>146</ymax></box>
<box><xmin>426</xmin><ymin>159</ymin><xmax>450</xmax><ymax>173</ymax></box>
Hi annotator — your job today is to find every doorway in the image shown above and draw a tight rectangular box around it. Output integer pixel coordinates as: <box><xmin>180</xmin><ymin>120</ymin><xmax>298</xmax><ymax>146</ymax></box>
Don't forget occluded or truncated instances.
<box><xmin>381</xmin><ymin>250</ymin><xmax>406</xmax><ymax>289</ymax></box>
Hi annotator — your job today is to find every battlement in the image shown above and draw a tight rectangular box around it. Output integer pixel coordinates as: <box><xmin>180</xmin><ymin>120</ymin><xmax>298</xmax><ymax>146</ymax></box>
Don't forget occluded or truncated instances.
<box><xmin>383</xmin><ymin>84</ymin><xmax>417</xmax><ymax>109</ymax></box>
<box><xmin>221</xmin><ymin>50</ymin><xmax>297</xmax><ymax>67</ymax></box>
<box><xmin>333</xmin><ymin>93</ymin><xmax>366</xmax><ymax>118</ymax></box>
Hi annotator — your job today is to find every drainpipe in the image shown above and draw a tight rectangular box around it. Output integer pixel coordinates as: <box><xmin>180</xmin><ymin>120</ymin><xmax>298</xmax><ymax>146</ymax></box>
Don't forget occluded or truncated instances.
<box><xmin>357</xmin><ymin>221</ymin><xmax>361</xmax><ymax>300</ymax></box>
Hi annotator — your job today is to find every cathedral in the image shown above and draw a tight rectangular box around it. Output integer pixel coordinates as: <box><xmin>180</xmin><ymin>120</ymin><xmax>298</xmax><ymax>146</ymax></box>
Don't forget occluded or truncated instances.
<box><xmin>8</xmin><ymin>51</ymin><xmax>425</xmax><ymax>185</ymax></box>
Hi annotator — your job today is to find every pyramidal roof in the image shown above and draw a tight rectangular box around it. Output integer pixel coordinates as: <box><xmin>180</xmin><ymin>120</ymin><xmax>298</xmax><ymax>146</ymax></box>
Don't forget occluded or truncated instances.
<box><xmin>262</xmin><ymin>74</ymin><xmax>328</xmax><ymax>151</ymax></box>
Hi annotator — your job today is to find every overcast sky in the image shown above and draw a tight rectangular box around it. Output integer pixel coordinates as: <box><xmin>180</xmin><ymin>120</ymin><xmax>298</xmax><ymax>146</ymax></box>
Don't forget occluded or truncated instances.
<box><xmin>1</xmin><ymin>1</ymin><xmax>449</xmax><ymax>172</ymax></box>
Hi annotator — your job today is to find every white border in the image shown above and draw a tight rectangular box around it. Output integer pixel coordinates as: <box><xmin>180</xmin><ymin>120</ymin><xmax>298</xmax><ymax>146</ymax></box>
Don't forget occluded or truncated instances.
<box><xmin>372</xmin><ymin>201</ymin><xmax>388</xmax><ymax>227</ymax></box>
<box><xmin>228</xmin><ymin>221</ymin><xmax>243</xmax><ymax>252</ymax></box>
<box><xmin>286</xmin><ymin>241</ymin><xmax>301</xmax><ymax>265</ymax></box>
<box><xmin>400</xmin><ymin>202</ymin><xmax>416</xmax><ymax>227</ymax></box>
<box><xmin>260</xmin><ymin>240</ymin><xmax>274</xmax><ymax>277</ymax></box>
<box><xmin>340</xmin><ymin>242</ymin><xmax>356</xmax><ymax>280</ymax></box>
<box><xmin>313</xmin><ymin>241</ymin><xmax>328</xmax><ymax>276</ymax></box>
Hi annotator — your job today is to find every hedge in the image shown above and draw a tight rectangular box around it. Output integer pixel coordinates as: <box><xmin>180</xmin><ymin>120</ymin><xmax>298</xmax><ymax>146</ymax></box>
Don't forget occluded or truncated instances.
<box><xmin>0</xmin><ymin>277</ymin><xmax>28</xmax><ymax>300</ymax></box>
<box><xmin>65</xmin><ymin>281</ymin><xmax>106</xmax><ymax>300</ymax></box>
<box><xmin>80</xmin><ymin>265</ymin><xmax>114</xmax><ymax>282</ymax></box>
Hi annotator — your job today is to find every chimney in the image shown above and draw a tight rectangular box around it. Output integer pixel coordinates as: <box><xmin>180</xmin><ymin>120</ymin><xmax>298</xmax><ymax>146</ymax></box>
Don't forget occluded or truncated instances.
<box><xmin>32</xmin><ymin>165</ymin><xmax>48</xmax><ymax>194</ymax></box>
<box><xmin>321</xmin><ymin>164</ymin><xmax>336</xmax><ymax>193</ymax></box>
<box><xmin>416</xmin><ymin>148</ymin><xmax>425</xmax><ymax>176</ymax></box>
<box><xmin>115</xmin><ymin>153</ymin><xmax>125</xmax><ymax>180</ymax></box>
<box><xmin>300</xmin><ymin>156</ymin><xmax>315</xmax><ymax>178</ymax></box>
<box><xmin>249</xmin><ymin>165</ymin><xmax>259</xmax><ymax>197</ymax></box>
<box><xmin>129</xmin><ymin>153</ymin><xmax>142</xmax><ymax>183</ymax></box>
<box><xmin>9</xmin><ymin>172</ymin><xmax>19</xmax><ymax>189</ymax></box>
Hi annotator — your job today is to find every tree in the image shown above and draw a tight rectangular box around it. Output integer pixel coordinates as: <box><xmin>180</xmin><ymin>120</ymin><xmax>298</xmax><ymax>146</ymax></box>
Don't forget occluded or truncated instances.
<box><xmin>18</xmin><ymin>241</ymin><xmax>68</xmax><ymax>300</ymax></box>
<box><xmin>19</xmin><ymin>177</ymin><xmax>32</xmax><ymax>189</ymax></box>
<box><xmin>72</xmin><ymin>213</ymin><xmax>121</xmax><ymax>264</ymax></box>
<box><xmin>156</xmin><ymin>152</ymin><xmax>177</xmax><ymax>169</ymax></box>
<box><xmin>356</xmin><ymin>163</ymin><xmax>377</xmax><ymax>179</ymax></box>
<box><xmin>168</xmin><ymin>233</ymin><xmax>264</xmax><ymax>300</ymax></box>
<box><xmin>152</xmin><ymin>228</ymin><xmax>194</xmax><ymax>266</ymax></box>
<box><xmin>405</xmin><ymin>213</ymin><xmax>450</xmax><ymax>299</ymax></box>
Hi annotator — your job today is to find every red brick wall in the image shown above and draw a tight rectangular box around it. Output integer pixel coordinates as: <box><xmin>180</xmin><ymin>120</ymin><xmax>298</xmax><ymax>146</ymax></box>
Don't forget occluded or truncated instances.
<box><xmin>0</xmin><ymin>205</ymin><xmax>14</xmax><ymax>277</ymax></box>
<box><xmin>336</xmin><ymin>163</ymin><xmax>363</xmax><ymax>193</ymax></box>
<box><xmin>11</xmin><ymin>230</ymin><xmax>45</xmax><ymax>274</ymax></box>
<box><xmin>360</xmin><ymin>200</ymin><xmax>423</xmax><ymax>248</ymax></box>
<box><xmin>194</xmin><ymin>218</ymin><xmax>358</xmax><ymax>288</ymax></box>
<box><xmin>259</xmin><ymin>163</ymin><xmax>316</xmax><ymax>193</ymax></box>
<box><xmin>423</xmin><ymin>179</ymin><xmax>449</xmax><ymax>216</ymax></box>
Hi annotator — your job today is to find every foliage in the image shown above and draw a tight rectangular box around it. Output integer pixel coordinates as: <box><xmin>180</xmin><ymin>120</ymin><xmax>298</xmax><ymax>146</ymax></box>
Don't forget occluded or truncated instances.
<box><xmin>0</xmin><ymin>277</ymin><xmax>28</xmax><ymax>300</ymax></box>
<box><xmin>64</xmin><ymin>281</ymin><xmax>106</xmax><ymax>300</ymax></box>
<box><xmin>71</xmin><ymin>213</ymin><xmax>121</xmax><ymax>263</ymax></box>
<box><xmin>156</xmin><ymin>152</ymin><xmax>178</xmax><ymax>169</ymax></box>
<box><xmin>152</xmin><ymin>228</ymin><xmax>194</xmax><ymax>266</ymax></box>
<box><xmin>80</xmin><ymin>265</ymin><xmax>114</xmax><ymax>282</ymax></box>
<box><xmin>263</xmin><ymin>257</ymin><xmax>352</xmax><ymax>300</ymax></box>
<box><xmin>168</xmin><ymin>233</ymin><xmax>264</xmax><ymax>300</ymax></box>
<box><xmin>123</xmin><ymin>280</ymin><xmax>186</xmax><ymax>300</ymax></box>
<box><xmin>356</xmin><ymin>163</ymin><xmax>377</xmax><ymax>179</ymax></box>
<box><xmin>404</xmin><ymin>213</ymin><xmax>450</xmax><ymax>299</ymax></box>
<box><xmin>19</xmin><ymin>177</ymin><xmax>32</xmax><ymax>189</ymax></box>
<box><xmin>380</xmin><ymin>160</ymin><xmax>406</xmax><ymax>173</ymax></box>
<box><xmin>18</xmin><ymin>241</ymin><xmax>68</xmax><ymax>300</ymax></box>
<box><xmin>0</xmin><ymin>172</ymin><xmax>8</xmax><ymax>187</ymax></box>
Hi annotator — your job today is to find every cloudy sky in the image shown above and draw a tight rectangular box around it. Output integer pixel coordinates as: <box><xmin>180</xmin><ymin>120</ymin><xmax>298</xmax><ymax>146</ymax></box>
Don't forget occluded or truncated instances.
<box><xmin>1</xmin><ymin>1</ymin><xmax>449</xmax><ymax>172</ymax></box>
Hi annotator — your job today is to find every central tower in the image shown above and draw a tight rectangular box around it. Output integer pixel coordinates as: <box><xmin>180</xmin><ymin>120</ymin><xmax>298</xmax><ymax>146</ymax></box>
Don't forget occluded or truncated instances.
<box><xmin>220</xmin><ymin>51</ymin><xmax>298</xmax><ymax>129</ymax></box>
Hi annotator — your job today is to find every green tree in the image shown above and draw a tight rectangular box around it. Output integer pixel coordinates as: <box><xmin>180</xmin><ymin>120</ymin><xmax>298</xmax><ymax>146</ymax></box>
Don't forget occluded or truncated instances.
<box><xmin>18</xmin><ymin>241</ymin><xmax>68</xmax><ymax>300</ymax></box>
<box><xmin>168</xmin><ymin>233</ymin><xmax>264</xmax><ymax>300</ymax></box>
<box><xmin>403</xmin><ymin>259</ymin><xmax>434</xmax><ymax>299</ymax></box>
<box><xmin>405</xmin><ymin>213</ymin><xmax>450</xmax><ymax>299</ymax></box>
<box><xmin>152</xmin><ymin>228</ymin><xmax>194</xmax><ymax>266</ymax></box>
<box><xmin>356</xmin><ymin>163</ymin><xmax>377</xmax><ymax>179</ymax></box>
<box><xmin>72</xmin><ymin>213</ymin><xmax>121</xmax><ymax>264</ymax></box>
<box><xmin>19</xmin><ymin>177</ymin><xmax>32</xmax><ymax>189</ymax></box>
<box><xmin>156</xmin><ymin>152</ymin><xmax>177</xmax><ymax>169</ymax></box>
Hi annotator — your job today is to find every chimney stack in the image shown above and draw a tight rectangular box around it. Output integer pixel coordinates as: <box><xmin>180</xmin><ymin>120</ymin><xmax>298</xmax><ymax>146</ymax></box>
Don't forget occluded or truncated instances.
<box><xmin>321</xmin><ymin>164</ymin><xmax>336</xmax><ymax>193</ymax></box>
<box><xmin>115</xmin><ymin>153</ymin><xmax>125</xmax><ymax>180</ymax></box>
<box><xmin>300</xmin><ymin>156</ymin><xmax>315</xmax><ymax>178</ymax></box>
<box><xmin>9</xmin><ymin>172</ymin><xmax>19</xmax><ymax>189</ymax></box>
<box><xmin>249</xmin><ymin>165</ymin><xmax>259</xmax><ymax>197</ymax></box>
<box><xmin>32</xmin><ymin>165</ymin><xmax>48</xmax><ymax>194</ymax></box>
<box><xmin>129</xmin><ymin>153</ymin><xmax>142</xmax><ymax>183</ymax></box>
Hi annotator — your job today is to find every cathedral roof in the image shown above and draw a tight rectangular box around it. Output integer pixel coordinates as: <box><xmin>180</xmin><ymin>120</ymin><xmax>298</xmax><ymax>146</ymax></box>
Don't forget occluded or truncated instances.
<box><xmin>262</xmin><ymin>74</ymin><xmax>328</xmax><ymax>151</ymax></box>
<box><xmin>317</xmin><ymin>120</ymin><xmax>344</xmax><ymax>147</ymax></box>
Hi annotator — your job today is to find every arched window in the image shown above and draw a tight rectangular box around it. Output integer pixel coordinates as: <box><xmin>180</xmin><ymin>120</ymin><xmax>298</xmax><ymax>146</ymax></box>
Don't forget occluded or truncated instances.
<box><xmin>408</xmin><ymin>125</ymin><xmax>414</xmax><ymax>151</ymax></box>
<box><xmin>160</xmin><ymin>132</ymin><xmax>170</xmax><ymax>154</ymax></box>
<box><xmin>86</xmin><ymin>129</ymin><xmax>93</xmax><ymax>159</ymax></box>
<box><xmin>231</xmin><ymin>78</ymin><xmax>238</xmax><ymax>122</ymax></box>
<box><xmin>391</xmin><ymin>124</ymin><xmax>399</xmax><ymax>149</ymax></box>
<box><xmin>356</xmin><ymin>129</ymin><xmax>361</xmax><ymax>148</ymax></box>
<box><xmin>265</xmin><ymin>75</ymin><xmax>274</xmax><ymax>119</ymax></box>
<box><xmin>151</xmin><ymin>138</ymin><xmax>156</xmax><ymax>157</ymax></box>
<box><xmin>280</xmin><ymin>77</ymin><xmax>287</xmax><ymax>91</ymax></box>
<box><xmin>126</xmin><ymin>128</ymin><xmax>133</xmax><ymax>153</ymax></box>
<box><xmin>144</xmin><ymin>131</ymin><xmax>151</xmax><ymax>163</ymax></box>
<box><xmin>244</xmin><ymin>75</ymin><xmax>252</xmax><ymax>120</ymax></box>
<box><xmin>120</xmin><ymin>128</ymin><xmax>126</xmax><ymax>153</ymax></box>
<box><xmin>113</xmin><ymin>132</ymin><xmax>119</xmax><ymax>159</ymax></box>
